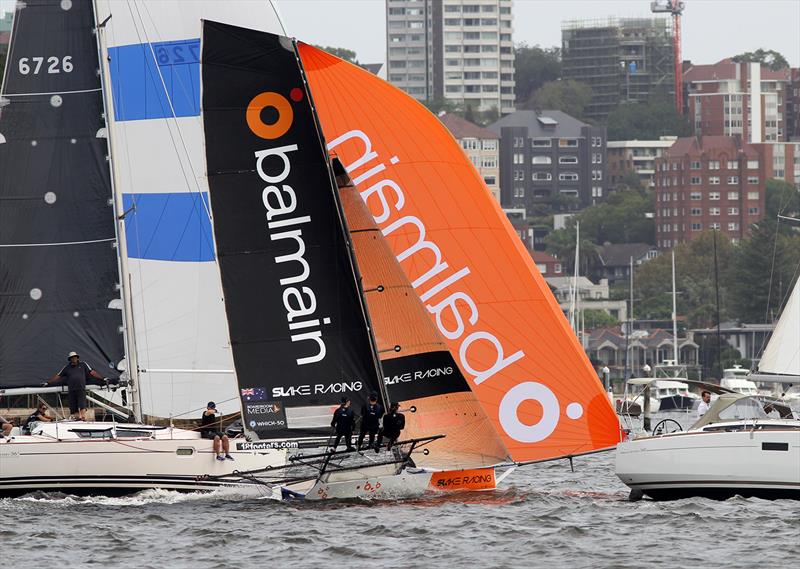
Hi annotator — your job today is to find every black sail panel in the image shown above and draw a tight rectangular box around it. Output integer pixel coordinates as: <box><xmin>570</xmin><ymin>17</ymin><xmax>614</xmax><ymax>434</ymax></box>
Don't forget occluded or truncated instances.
<box><xmin>201</xmin><ymin>21</ymin><xmax>381</xmax><ymax>441</ymax></box>
<box><xmin>0</xmin><ymin>0</ymin><xmax>123</xmax><ymax>385</ymax></box>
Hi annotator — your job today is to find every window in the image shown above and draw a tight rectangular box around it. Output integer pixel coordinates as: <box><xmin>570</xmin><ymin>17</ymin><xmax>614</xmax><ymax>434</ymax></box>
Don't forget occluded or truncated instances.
<box><xmin>513</xmin><ymin>153</ymin><xmax>524</xmax><ymax>164</ymax></box>
<box><xmin>592</xmin><ymin>186</ymin><xmax>603</xmax><ymax>198</ymax></box>
<box><xmin>513</xmin><ymin>137</ymin><xmax>524</xmax><ymax>148</ymax></box>
<box><xmin>709</xmin><ymin>176</ymin><xmax>720</xmax><ymax>185</ymax></box>
<box><xmin>710</xmin><ymin>207</ymin><xmax>720</xmax><ymax>216</ymax></box>
<box><xmin>532</xmin><ymin>138</ymin><xmax>552</xmax><ymax>147</ymax></box>
<box><xmin>691</xmin><ymin>223</ymin><xmax>702</xmax><ymax>231</ymax></box>
<box><xmin>482</xmin><ymin>157</ymin><xmax>497</xmax><ymax>168</ymax></box>
<box><xmin>748</xmin><ymin>207</ymin><xmax>759</xmax><ymax>215</ymax></box>
<box><xmin>727</xmin><ymin>191</ymin><xmax>739</xmax><ymax>200</ymax></box>
<box><xmin>559</xmin><ymin>156</ymin><xmax>578</xmax><ymax>164</ymax></box>
<box><xmin>727</xmin><ymin>176</ymin><xmax>739</xmax><ymax>185</ymax></box>
<box><xmin>532</xmin><ymin>156</ymin><xmax>552</xmax><ymax>165</ymax></box>
<box><xmin>554</xmin><ymin>263</ymin><xmax>562</xmax><ymax>273</ymax></box>
<box><xmin>513</xmin><ymin>170</ymin><xmax>524</xmax><ymax>181</ymax></box>
<box><xmin>691</xmin><ymin>161</ymin><xmax>701</xmax><ymax>170</ymax></box>
<box><xmin>727</xmin><ymin>160</ymin><xmax>739</xmax><ymax>169</ymax></box>
<box><xmin>690</xmin><ymin>177</ymin><xmax>702</xmax><ymax>185</ymax></box>
<box><xmin>709</xmin><ymin>192</ymin><xmax>720</xmax><ymax>200</ymax></box>
<box><xmin>728</xmin><ymin>207</ymin><xmax>739</xmax><ymax>215</ymax></box>
<box><xmin>482</xmin><ymin>140</ymin><xmax>497</xmax><ymax>151</ymax></box>
<box><xmin>592</xmin><ymin>170</ymin><xmax>602</xmax><ymax>181</ymax></box>
<box><xmin>559</xmin><ymin>138</ymin><xmax>578</xmax><ymax>148</ymax></box>
<box><xmin>747</xmin><ymin>191</ymin><xmax>759</xmax><ymax>200</ymax></box>
<box><xmin>559</xmin><ymin>172</ymin><xmax>579</xmax><ymax>181</ymax></box>
<box><xmin>708</xmin><ymin>160</ymin><xmax>720</xmax><ymax>170</ymax></box>
<box><xmin>690</xmin><ymin>192</ymin><xmax>702</xmax><ymax>200</ymax></box>
<box><xmin>532</xmin><ymin>172</ymin><xmax>552</xmax><ymax>181</ymax></box>
<box><xmin>690</xmin><ymin>208</ymin><xmax>702</xmax><ymax>215</ymax></box>
<box><xmin>747</xmin><ymin>176</ymin><xmax>759</xmax><ymax>184</ymax></box>
<box><xmin>728</xmin><ymin>222</ymin><xmax>739</xmax><ymax>231</ymax></box>
<box><xmin>483</xmin><ymin>176</ymin><xmax>496</xmax><ymax>186</ymax></box>
<box><xmin>747</xmin><ymin>160</ymin><xmax>759</xmax><ymax>169</ymax></box>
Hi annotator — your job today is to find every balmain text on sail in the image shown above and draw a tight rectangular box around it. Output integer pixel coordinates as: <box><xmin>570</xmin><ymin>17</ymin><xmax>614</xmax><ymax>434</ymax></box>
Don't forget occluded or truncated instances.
<box><xmin>251</xmin><ymin>99</ymin><xmax>331</xmax><ymax>366</ymax></box>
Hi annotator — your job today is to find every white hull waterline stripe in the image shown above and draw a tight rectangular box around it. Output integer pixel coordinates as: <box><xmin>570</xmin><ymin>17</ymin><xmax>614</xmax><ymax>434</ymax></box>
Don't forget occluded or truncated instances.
<box><xmin>140</xmin><ymin>368</ymin><xmax>235</xmax><ymax>374</ymax></box>
<box><xmin>0</xmin><ymin>237</ymin><xmax>116</xmax><ymax>248</ymax></box>
<box><xmin>3</xmin><ymin>88</ymin><xmax>103</xmax><ymax>97</ymax></box>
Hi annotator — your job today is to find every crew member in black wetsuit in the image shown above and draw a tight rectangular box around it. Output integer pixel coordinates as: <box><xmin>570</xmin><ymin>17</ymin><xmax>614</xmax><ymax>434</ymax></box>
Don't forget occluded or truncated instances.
<box><xmin>330</xmin><ymin>397</ymin><xmax>356</xmax><ymax>452</ymax></box>
<box><xmin>45</xmin><ymin>351</ymin><xmax>106</xmax><ymax>421</ymax></box>
<box><xmin>375</xmin><ymin>402</ymin><xmax>405</xmax><ymax>452</ymax></box>
<box><xmin>200</xmin><ymin>401</ymin><xmax>233</xmax><ymax>461</ymax></box>
<box><xmin>357</xmin><ymin>393</ymin><xmax>383</xmax><ymax>451</ymax></box>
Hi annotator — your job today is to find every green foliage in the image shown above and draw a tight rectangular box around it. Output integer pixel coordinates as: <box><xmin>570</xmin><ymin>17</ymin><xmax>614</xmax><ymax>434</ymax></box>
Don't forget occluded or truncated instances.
<box><xmin>583</xmin><ymin>309</ymin><xmax>618</xmax><ymax>330</ymax></box>
<box><xmin>696</xmin><ymin>336</ymin><xmax>748</xmax><ymax>380</ymax></box>
<box><xmin>764</xmin><ymin>178</ymin><xmax>800</xmax><ymax>220</ymax></box>
<box><xmin>544</xmin><ymin>223</ymin><xmax>599</xmax><ymax>277</ymax></box>
<box><xmin>634</xmin><ymin>232</ymin><xmax>734</xmax><ymax>328</ymax></box>
<box><xmin>514</xmin><ymin>43</ymin><xmax>561</xmax><ymax>106</ymax></box>
<box><xmin>423</xmin><ymin>98</ymin><xmax>463</xmax><ymax>116</ymax></box>
<box><xmin>732</xmin><ymin>49</ymin><xmax>789</xmax><ymax>71</ymax></box>
<box><xmin>614</xmin><ymin>169</ymin><xmax>644</xmax><ymax>192</ymax></box>
<box><xmin>606</xmin><ymin>100</ymin><xmax>691</xmax><ymax>141</ymax></box>
<box><xmin>314</xmin><ymin>45</ymin><xmax>358</xmax><ymax>64</ymax></box>
<box><xmin>527</xmin><ymin>80</ymin><xmax>591</xmax><ymax>120</ymax></box>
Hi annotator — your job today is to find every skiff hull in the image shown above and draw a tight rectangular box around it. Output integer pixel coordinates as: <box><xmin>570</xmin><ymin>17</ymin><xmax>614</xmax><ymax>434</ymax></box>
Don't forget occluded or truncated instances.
<box><xmin>304</xmin><ymin>469</ymin><xmax>433</xmax><ymax>500</ymax></box>
<box><xmin>616</xmin><ymin>427</ymin><xmax>800</xmax><ymax>501</ymax></box>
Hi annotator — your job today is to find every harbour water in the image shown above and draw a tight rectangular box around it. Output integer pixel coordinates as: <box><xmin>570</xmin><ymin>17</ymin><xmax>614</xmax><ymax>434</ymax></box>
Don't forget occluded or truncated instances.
<box><xmin>2</xmin><ymin>450</ymin><xmax>798</xmax><ymax>568</ymax></box>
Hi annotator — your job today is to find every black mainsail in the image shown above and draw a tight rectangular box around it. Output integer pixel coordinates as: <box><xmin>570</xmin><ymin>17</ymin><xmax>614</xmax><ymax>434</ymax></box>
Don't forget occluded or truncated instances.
<box><xmin>201</xmin><ymin>21</ymin><xmax>385</xmax><ymax>441</ymax></box>
<box><xmin>0</xmin><ymin>0</ymin><xmax>123</xmax><ymax>385</ymax></box>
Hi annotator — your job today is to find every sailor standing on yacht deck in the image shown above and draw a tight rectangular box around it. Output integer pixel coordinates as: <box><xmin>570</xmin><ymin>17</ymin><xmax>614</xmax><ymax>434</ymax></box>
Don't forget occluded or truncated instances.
<box><xmin>697</xmin><ymin>390</ymin><xmax>712</xmax><ymax>416</ymax></box>
<box><xmin>45</xmin><ymin>352</ymin><xmax>106</xmax><ymax>421</ymax></box>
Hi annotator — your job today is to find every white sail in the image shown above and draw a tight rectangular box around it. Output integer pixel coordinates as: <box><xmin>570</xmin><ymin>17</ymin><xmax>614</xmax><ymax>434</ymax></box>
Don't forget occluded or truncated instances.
<box><xmin>757</xmin><ymin>277</ymin><xmax>800</xmax><ymax>379</ymax></box>
<box><xmin>94</xmin><ymin>0</ymin><xmax>286</xmax><ymax>418</ymax></box>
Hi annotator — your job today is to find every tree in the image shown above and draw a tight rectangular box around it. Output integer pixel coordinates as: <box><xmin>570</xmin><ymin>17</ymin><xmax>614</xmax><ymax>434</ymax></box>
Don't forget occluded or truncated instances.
<box><xmin>314</xmin><ymin>45</ymin><xmax>358</xmax><ymax>64</ymax></box>
<box><xmin>423</xmin><ymin>98</ymin><xmax>463</xmax><ymax>116</ymax></box>
<box><xmin>606</xmin><ymin>99</ymin><xmax>691</xmax><ymax>141</ymax></box>
<box><xmin>764</xmin><ymin>178</ymin><xmax>800</xmax><ymax>221</ymax></box>
<box><xmin>733</xmin><ymin>49</ymin><xmax>789</xmax><ymax>71</ymax></box>
<box><xmin>614</xmin><ymin>170</ymin><xmax>644</xmax><ymax>192</ymax></box>
<box><xmin>514</xmin><ymin>44</ymin><xmax>561</xmax><ymax>106</ymax></box>
<box><xmin>528</xmin><ymin>79</ymin><xmax>592</xmax><ymax>120</ymax></box>
<box><xmin>583</xmin><ymin>309</ymin><xmax>618</xmax><ymax>330</ymax></box>
<box><xmin>577</xmin><ymin>188</ymin><xmax>655</xmax><ymax>245</ymax></box>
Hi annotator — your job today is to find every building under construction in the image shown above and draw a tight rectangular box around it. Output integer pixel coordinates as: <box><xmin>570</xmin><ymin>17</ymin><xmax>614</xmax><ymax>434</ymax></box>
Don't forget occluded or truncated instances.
<box><xmin>562</xmin><ymin>17</ymin><xmax>675</xmax><ymax>123</ymax></box>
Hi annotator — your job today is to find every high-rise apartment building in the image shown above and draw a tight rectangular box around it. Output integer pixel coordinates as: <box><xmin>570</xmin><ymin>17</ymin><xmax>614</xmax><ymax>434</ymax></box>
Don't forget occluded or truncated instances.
<box><xmin>386</xmin><ymin>0</ymin><xmax>515</xmax><ymax>114</ymax></box>
<box><xmin>685</xmin><ymin>59</ymin><xmax>793</xmax><ymax>143</ymax></box>
<box><xmin>561</xmin><ymin>18</ymin><xmax>675</xmax><ymax>123</ymax></box>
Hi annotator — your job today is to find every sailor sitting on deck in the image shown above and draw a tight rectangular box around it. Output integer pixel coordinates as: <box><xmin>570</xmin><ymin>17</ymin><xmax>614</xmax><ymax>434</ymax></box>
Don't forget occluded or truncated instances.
<box><xmin>0</xmin><ymin>414</ymin><xmax>12</xmax><ymax>437</ymax></box>
<box><xmin>24</xmin><ymin>403</ymin><xmax>53</xmax><ymax>433</ymax></box>
<box><xmin>200</xmin><ymin>401</ymin><xmax>234</xmax><ymax>461</ymax></box>
<box><xmin>375</xmin><ymin>402</ymin><xmax>405</xmax><ymax>452</ymax></box>
<box><xmin>330</xmin><ymin>397</ymin><xmax>356</xmax><ymax>452</ymax></box>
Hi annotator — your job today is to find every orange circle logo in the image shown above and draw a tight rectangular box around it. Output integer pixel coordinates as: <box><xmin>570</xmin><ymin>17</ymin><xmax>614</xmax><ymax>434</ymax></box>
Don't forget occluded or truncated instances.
<box><xmin>246</xmin><ymin>92</ymin><xmax>293</xmax><ymax>140</ymax></box>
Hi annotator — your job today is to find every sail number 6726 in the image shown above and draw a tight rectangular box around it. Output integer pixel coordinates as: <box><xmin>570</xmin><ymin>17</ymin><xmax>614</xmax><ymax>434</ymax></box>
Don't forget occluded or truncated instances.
<box><xmin>18</xmin><ymin>56</ymin><xmax>74</xmax><ymax>75</ymax></box>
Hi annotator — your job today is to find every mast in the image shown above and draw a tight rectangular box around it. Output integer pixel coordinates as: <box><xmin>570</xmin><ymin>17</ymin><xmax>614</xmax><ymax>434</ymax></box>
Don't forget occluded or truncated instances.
<box><xmin>570</xmin><ymin>221</ymin><xmax>580</xmax><ymax>332</ymax></box>
<box><xmin>629</xmin><ymin>255</ymin><xmax>634</xmax><ymax>372</ymax></box>
<box><xmin>92</xmin><ymin>3</ymin><xmax>142</xmax><ymax>421</ymax></box>
<box><xmin>671</xmin><ymin>251</ymin><xmax>679</xmax><ymax>366</ymax></box>
<box><xmin>291</xmin><ymin>42</ymin><xmax>390</xmax><ymax>409</ymax></box>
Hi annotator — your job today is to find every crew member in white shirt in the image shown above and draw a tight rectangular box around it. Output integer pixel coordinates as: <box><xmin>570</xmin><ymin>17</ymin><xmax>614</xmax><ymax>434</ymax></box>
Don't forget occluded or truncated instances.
<box><xmin>697</xmin><ymin>390</ymin><xmax>712</xmax><ymax>416</ymax></box>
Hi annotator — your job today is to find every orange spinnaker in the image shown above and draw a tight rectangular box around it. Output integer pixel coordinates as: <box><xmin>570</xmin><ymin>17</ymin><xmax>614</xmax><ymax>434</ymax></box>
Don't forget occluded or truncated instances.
<box><xmin>300</xmin><ymin>43</ymin><xmax>620</xmax><ymax>463</ymax></box>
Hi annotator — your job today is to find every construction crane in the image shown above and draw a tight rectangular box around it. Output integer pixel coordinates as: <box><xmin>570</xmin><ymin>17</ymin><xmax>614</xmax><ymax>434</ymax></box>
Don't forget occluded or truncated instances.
<box><xmin>651</xmin><ymin>0</ymin><xmax>685</xmax><ymax>115</ymax></box>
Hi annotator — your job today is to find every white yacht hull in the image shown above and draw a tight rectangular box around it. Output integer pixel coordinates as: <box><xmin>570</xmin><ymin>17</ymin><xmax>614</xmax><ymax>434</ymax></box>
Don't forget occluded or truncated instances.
<box><xmin>0</xmin><ymin>423</ymin><xmax>285</xmax><ymax>497</ymax></box>
<box><xmin>616</xmin><ymin>426</ymin><xmax>800</xmax><ymax>500</ymax></box>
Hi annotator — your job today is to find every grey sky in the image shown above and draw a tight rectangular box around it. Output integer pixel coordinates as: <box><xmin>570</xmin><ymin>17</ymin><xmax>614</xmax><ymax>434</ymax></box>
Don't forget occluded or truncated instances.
<box><xmin>2</xmin><ymin>0</ymin><xmax>797</xmax><ymax>67</ymax></box>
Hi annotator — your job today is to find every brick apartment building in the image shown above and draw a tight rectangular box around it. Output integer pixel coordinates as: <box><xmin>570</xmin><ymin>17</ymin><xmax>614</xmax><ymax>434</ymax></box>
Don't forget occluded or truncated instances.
<box><xmin>655</xmin><ymin>136</ymin><xmax>766</xmax><ymax>248</ymax></box>
<box><xmin>684</xmin><ymin>59</ymin><xmax>793</xmax><ymax>143</ymax></box>
<box><xmin>788</xmin><ymin>68</ymin><xmax>800</xmax><ymax>141</ymax></box>
<box><xmin>655</xmin><ymin>136</ymin><xmax>800</xmax><ymax>249</ymax></box>
<box><xmin>488</xmin><ymin>110</ymin><xmax>608</xmax><ymax>215</ymax></box>
<box><xmin>438</xmin><ymin>111</ymin><xmax>501</xmax><ymax>203</ymax></box>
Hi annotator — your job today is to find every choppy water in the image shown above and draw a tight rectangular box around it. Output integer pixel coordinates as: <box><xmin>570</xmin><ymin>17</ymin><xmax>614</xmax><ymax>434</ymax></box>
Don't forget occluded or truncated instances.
<box><xmin>2</xmin><ymin>448</ymin><xmax>798</xmax><ymax>568</ymax></box>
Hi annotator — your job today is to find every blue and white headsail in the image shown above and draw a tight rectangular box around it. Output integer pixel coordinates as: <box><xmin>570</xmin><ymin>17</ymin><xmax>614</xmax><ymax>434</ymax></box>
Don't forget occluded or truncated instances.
<box><xmin>94</xmin><ymin>0</ymin><xmax>286</xmax><ymax>419</ymax></box>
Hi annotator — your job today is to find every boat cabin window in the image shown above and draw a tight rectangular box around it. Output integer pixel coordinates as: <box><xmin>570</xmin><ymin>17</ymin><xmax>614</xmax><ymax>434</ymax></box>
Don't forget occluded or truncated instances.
<box><xmin>70</xmin><ymin>429</ymin><xmax>113</xmax><ymax>439</ymax></box>
<box><xmin>115</xmin><ymin>429</ymin><xmax>153</xmax><ymax>439</ymax></box>
<box><xmin>718</xmin><ymin>399</ymin><xmax>768</xmax><ymax>421</ymax></box>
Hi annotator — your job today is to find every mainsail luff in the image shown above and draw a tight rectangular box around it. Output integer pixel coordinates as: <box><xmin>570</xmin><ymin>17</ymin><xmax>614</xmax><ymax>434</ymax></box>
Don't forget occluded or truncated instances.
<box><xmin>756</xmin><ymin>276</ymin><xmax>800</xmax><ymax>381</ymax></box>
<box><xmin>0</xmin><ymin>0</ymin><xmax>124</xmax><ymax>385</ymax></box>
<box><xmin>200</xmin><ymin>22</ymin><xmax>386</xmax><ymax>442</ymax></box>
